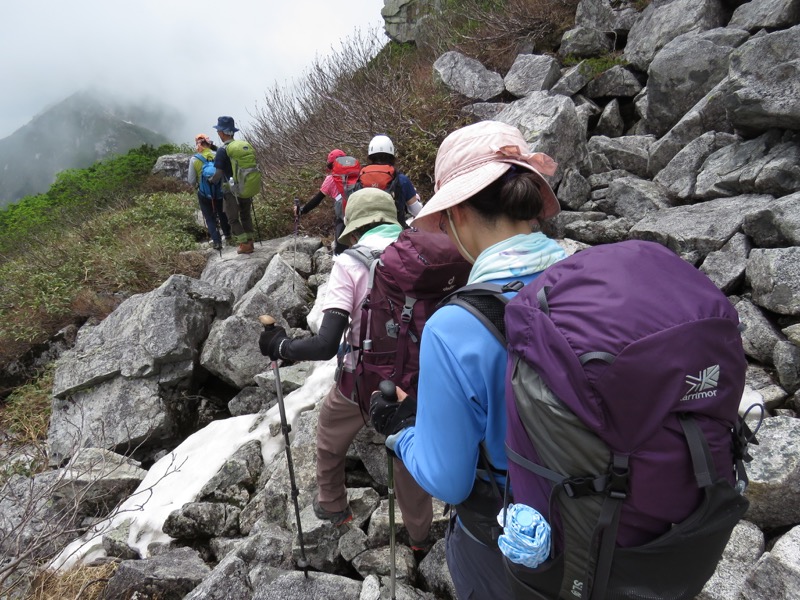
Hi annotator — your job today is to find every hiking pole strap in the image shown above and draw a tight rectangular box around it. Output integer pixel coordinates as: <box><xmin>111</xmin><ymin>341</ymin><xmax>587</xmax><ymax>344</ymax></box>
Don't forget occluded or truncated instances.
<box><xmin>678</xmin><ymin>413</ymin><xmax>717</xmax><ymax>488</ymax></box>
<box><xmin>590</xmin><ymin>454</ymin><xmax>629</xmax><ymax>600</ymax></box>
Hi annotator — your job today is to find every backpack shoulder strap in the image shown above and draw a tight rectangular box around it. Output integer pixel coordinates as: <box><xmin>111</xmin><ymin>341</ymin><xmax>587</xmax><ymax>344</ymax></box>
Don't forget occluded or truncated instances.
<box><xmin>445</xmin><ymin>282</ymin><xmax>523</xmax><ymax>345</ymax></box>
<box><xmin>194</xmin><ymin>153</ymin><xmax>207</xmax><ymax>163</ymax></box>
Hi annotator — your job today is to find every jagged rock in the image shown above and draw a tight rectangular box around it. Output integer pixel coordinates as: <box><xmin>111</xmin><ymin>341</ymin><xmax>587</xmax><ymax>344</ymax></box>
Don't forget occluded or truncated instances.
<box><xmin>735</xmin><ymin>297</ymin><xmax>783</xmax><ymax>366</ymax></box>
<box><xmin>741</xmin><ymin>524</ymin><xmax>800</xmax><ymax>600</ymax></box>
<box><xmin>774</xmin><ymin>341</ymin><xmax>800</xmax><ymax>394</ymax></box>
<box><xmin>418</xmin><ymin>538</ymin><xmax>457</xmax><ymax>600</ymax></box>
<box><xmin>564</xmin><ymin>216</ymin><xmax>632</xmax><ymax>244</ymax></box>
<box><xmin>700</xmin><ymin>233</ymin><xmax>751</xmax><ymax>294</ymax></box>
<box><xmin>594</xmin><ymin>98</ymin><xmax>624</xmax><ymax>137</ymax></box>
<box><xmin>432</xmin><ymin>51</ymin><xmax>504</xmax><ymax>101</ymax></box>
<box><xmin>200</xmin><ymin>241</ymin><xmax>280</xmax><ymax>303</ymax></box>
<box><xmin>647</xmin><ymin>76</ymin><xmax>735</xmax><ymax>175</ymax></box>
<box><xmin>730</xmin><ymin>0</ymin><xmax>800</xmax><ymax>32</ymax></box>
<box><xmin>629</xmin><ymin>194</ymin><xmax>773</xmax><ymax>261</ymax></box>
<box><xmin>461</xmin><ymin>102</ymin><xmax>506</xmax><ymax>120</ymax></box>
<box><xmin>697</xmin><ymin>520</ymin><xmax>765</xmax><ymax>600</ymax></box>
<box><xmin>198</xmin><ymin>440</ymin><xmax>262</xmax><ymax>506</ymax></box>
<box><xmin>646</xmin><ymin>28</ymin><xmax>749</xmax><ymax>136</ymax></box>
<box><xmin>551</xmin><ymin>61</ymin><xmax>593</xmax><ymax>96</ymax></box>
<box><xmin>557</xmin><ymin>167</ymin><xmax>592</xmax><ymax>210</ymax></box>
<box><xmin>253</xmin><ymin>569</ymin><xmax>364</xmax><ymax>600</ymax></box>
<box><xmin>744</xmin><ymin>416</ymin><xmax>800</xmax><ymax>529</ymax></box>
<box><xmin>163</xmin><ymin>502</ymin><xmax>241</xmax><ymax>539</ymax></box>
<box><xmin>547</xmin><ymin>211</ymin><xmax>608</xmax><ymax>240</ymax></box>
<box><xmin>694</xmin><ymin>130</ymin><xmax>800</xmax><ymax>200</ymax></box>
<box><xmin>352</xmin><ymin>544</ymin><xmax>415</xmax><ymax>581</ymax></box>
<box><xmin>382</xmin><ymin>0</ymin><xmax>439</xmax><ymax>44</ymax></box>
<box><xmin>587</xmin><ymin>169</ymin><xmax>637</xmax><ymax>189</ymax></box>
<box><xmin>103</xmin><ymin>519</ymin><xmax>139</xmax><ymax>560</ymax></box>
<box><xmin>573</xmin><ymin>94</ymin><xmax>602</xmax><ymax>136</ymax></box>
<box><xmin>365</xmin><ymin>497</ymin><xmax>449</xmax><ymax>549</ymax></box>
<box><xmin>359</xmin><ymin>574</ymin><xmax>437</xmax><ymax>600</ymax></box>
<box><xmin>152</xmin><ymin>154</ymin><xmax>191</xmax><ymax>181</ymax></box>
<box><xmin>747</xmin><ymin>363</ymin><xmax>789</xmax><ymax>412</ymax></box>
<box><xmin>200</xmin><ymin>255</ymin><xmax>313</xmax><ymax>389</ymax></box>
<box><xmin>587</xmin><ymin>135</ymin><xmax>654</xmax><ymax>177</ymax></box>
<box><xmin>504</xmin><ymin>54</ymin><xmax>561</xmax><ymax>97</ymax></box>
<box><xmin>558</xmin><ymin>26</ymin><xmax>614</xmax><ymax>59</ymax></box>
<box><xmin>743</xmin><ymin>191</ymin><xmax>800</xmax><ymax>247</ymax></box>
<box><xmin>53</xmin><ymin>275</ymin><xmax>232</xmax><ymax>399</ymax></box>
<box><xmin>726</xmin><ymin>25</ymin><xmax>800</xmax><ymax>134</ymax></box>
<box><xmin>654</xmin><ymin>132</ymin><xmax>740</xmax><ymax>201</ymax></box>
<box><xmin>624</xmin><ymin>0</ymin><xmax>727</xmax><ymax>71</ymax></box>
<box><xmin>605</xmin><ymin>176</ymin><xmax>673</xmax><ymax>221</ymax></box>
<box><xmin>229</xmin><ymin>386</ymin><xmax>276</xmax><ymax>417</ymax></box>
<box><xmin>575</xmin><ymin>0</ymin><xmax>640</xmax><ymax>33</ymax></box>
<box><xmin>104</xmin><ymin>546</ymin><xmax>211</xmax><ymax>600</ymax></box>
<box><xmin>278</xmin><ymin>236</ymin><xmax>321</xmax><ymax>279</ymax></box>
<box><xmin>585</xmin><ymin>65</ymin><xmax>643</xmax><ymax>98</ymax></box>
<box><xmin>747</xmin><ymin>247</ymin><xmax>800</xmax><ymax>316</ymax></box>
<box><xmin>497</xmin><ymin>92</ymin><xmax>587</xmax><ymax>186</ymax></box>
<box><xmin>339</xmin><ymin>527</ymin><xmax>369</xmax><ymax>562</ymax></box>
<box><xmin>183</xmin><ymin>552</ymin><xmax>255</xmax><ymax>600</ymax></box>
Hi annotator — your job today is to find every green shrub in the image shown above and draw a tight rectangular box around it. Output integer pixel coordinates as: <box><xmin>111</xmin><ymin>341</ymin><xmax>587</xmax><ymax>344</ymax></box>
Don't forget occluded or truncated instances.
<box><xmin>562</xmin><ymin>53</ymin><xmax>629</xmax><ymax>78</ymax></box>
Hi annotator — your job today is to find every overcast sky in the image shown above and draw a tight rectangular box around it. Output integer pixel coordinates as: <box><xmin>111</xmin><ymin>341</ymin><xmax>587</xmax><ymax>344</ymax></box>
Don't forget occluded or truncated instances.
<box><xmin>0</xmin><ymin>0</ymin><xmax>386</xmax><ymax>144</ymax></box>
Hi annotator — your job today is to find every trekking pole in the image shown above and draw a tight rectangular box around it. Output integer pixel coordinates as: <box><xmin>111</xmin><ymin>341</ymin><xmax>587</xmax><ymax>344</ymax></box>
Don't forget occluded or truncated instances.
<box><xmin>258</xmin><ymin>315</ymin><xmax>310</xmax><ymax>577</ymax></box>
<box><xmin>293</xmin><ymin>198</ymin><xmax>301</xmax><ymax>292</ymax></box>
<box><xmin>378</xmin><ymin>379</ymin><xmax>398</xmax><ymax>600</ymax></box>
<box><xmin>211</xmin><ymin>197</ymin><xmax>222</xmax><ymax>258</ymax></box>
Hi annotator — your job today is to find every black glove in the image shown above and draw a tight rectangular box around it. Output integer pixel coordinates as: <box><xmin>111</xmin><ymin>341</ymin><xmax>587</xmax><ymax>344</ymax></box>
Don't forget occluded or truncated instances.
<box><xmin>259</xmin><ymin>326</ymin><xmax>289</xmax><ymax>361</ymax></box>
<box><xmin>370</xmin><ymin>391</ymin><xmax>418</xmax><ymax>437</ymax></box>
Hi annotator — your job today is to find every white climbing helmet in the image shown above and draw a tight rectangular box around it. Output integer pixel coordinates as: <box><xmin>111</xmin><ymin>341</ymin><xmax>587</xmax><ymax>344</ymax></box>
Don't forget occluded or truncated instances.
<box><xmin>368</xmin><ymin>134</ymin><xmax>395</xmax><ymax>157</ymax></box>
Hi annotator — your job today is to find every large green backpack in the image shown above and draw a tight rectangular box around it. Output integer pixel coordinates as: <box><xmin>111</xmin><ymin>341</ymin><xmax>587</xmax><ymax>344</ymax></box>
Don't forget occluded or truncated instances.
<box><xmin>226</xmin><ymin>139</ymin><xmax>262</xmax><ymax>198</ymax></box>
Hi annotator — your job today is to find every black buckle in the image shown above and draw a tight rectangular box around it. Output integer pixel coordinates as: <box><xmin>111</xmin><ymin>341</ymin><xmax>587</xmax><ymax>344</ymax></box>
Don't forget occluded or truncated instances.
<box><xmin>562</xmin><ymin>476</ymin><xmax>598</xmax><ymax>498</ymax></box>
<box><xmin>607</xmin><ymin>466</ymin><xmax>629</xmax><ymax>500</ymax></box>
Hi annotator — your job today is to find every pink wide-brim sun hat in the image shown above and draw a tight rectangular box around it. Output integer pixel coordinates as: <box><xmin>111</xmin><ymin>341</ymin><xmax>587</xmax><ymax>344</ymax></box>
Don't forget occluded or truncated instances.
<box><xmin>413</xmin><ymin>120</ymin><xmax>561</xmax><ymax>232</ymax></box>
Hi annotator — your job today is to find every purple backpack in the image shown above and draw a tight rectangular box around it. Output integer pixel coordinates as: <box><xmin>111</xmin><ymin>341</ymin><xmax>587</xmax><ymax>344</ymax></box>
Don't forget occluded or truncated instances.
<box><xmin>339</xmin><ymin>228</ymin><xmax>471</xmax><ymax>414</ymax></box>
<box><xmin>452</xmin><ymin>240</ymin><xmax>753</xmax><ymax>600</ymax></box>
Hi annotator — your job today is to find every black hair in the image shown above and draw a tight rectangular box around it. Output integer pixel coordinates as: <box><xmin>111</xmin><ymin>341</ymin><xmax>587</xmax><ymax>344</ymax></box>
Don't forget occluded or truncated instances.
<box><xmin>369</xmin><ymin>152</ymin><xmax>396</xmax><ymax>166</ymax></box>
<box><xmin>463</xmin><ymin>167</ymin><xmax>546</xmax><ymax>222</ymax></box>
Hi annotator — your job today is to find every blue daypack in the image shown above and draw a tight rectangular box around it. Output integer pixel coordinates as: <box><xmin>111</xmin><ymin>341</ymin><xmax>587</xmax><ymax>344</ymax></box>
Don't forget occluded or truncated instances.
<box><xmin>194</xmin><ymin>154</ymin><xmax>221</xmax><ymax>200</ymax></box>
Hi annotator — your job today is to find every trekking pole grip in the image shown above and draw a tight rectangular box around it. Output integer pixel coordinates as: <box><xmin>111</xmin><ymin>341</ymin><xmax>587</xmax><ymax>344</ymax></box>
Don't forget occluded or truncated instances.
<box><xmin>379</xmin><ymin>380</ymin><xmax>397</xmax><ymax>402</ymax></box>
<box><xmin>259</xmin><ymin>315</ymin><xmax>276</xmax><ymax>330</ymax></box>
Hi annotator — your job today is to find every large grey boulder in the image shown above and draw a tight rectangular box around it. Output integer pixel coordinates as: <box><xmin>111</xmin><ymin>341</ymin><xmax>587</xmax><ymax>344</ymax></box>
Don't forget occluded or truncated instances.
<box><xmin>624</xmin><ymin>0</ymin><xmax>727</xmax><ymax>71</ymax></box>
<box><xmin>726</xmin><ymin>25</ymin><xmax>800</xmax><ymax>134</ymax></box>
<box><xmin>557</xmin><ymin>168</ymin><xmax>592</xmax><ymax>210</ymax></box>
<box><xmin>646</xmin><ymin>28</ymin><xmax>749</xmax><ymax>136</ymax></box>
<box><xmin>104</xmin><ymin>546</ymin><xmax>211</xmax><ymax>600</ymax></box>
<box><xmin>496</xmin><ymin>92</ymin><xmax>588</xmax><ymax>185</ymax></box>
<box><xmin>729</xmin><ymin>0</ymin><xmax>800</xmax><ymax>31</ymax></box>
<box><xmin>741</xmin><ymin>524</ymin><xmax>800</xmax><ymax>600</ymax></box>
<box><xmin>594</xmin><ymin>98</ymin><xmax>625</xmax><ymax>138</ymax></box>
<box><xmin>432</xmin><ymin>51</ymin><xmax>504</xmax><ymax>101</ymax></box>
<box><xmin>743</xmin><ymin>191</ymin><xmax>800</xmax><ymax>247</ymax></box>
<box><xmin>152</xmin><ymin>153</ymin><xmax>192</xmax><ymax>181</ymax></box>
<box><xmin>694</xmin><ymin>130</ymin><xmax>800</xmax><ymax>200</ymax></box>
<box><xmin>381</xmin><ymin>0</ymin><xmax>439</xmax><ymax>44</ymax></box>
<box><xmin>747</xmin><ymin>247</ymin><xmax>800</xmax><ymax>316</ymax></box>
<box><xmin>629</xmin><ymin>194</ymin><xmax>773</xmax><ymax>261</ymax></box>
<box><xmin>504</xmin><ymin>54</ymin><xmax>561</xmax><ymax>97</ymax></box>
<box><xmin>700</xmin><ymin>233</ymin><xmax>751</xmax><ymax>294</ymax></box>
<box><xmin>744</xmin><ymin>416</ymin><xmax>800</xmax><ymax>529</ymax></box>
<box><xmin>252</xmin><ymin>570</ymin><xmax>362</xmax><ymax>600</ymax></box>
<box><xmin>558</xmin><ymin>26</ymin><xmax>614</xmax><ymax>59</ymax></box>
<box><xmin>585</xmin><ymin>65</ymin><xmax>643</xmax><ymax>99</ymax></box>
<box><xmin>575</xmin><ymin>0</ymin><xmax>640</xmax><ymax>33</ymax></box>
<box><xmin>200</xmin><ymin>255</ymin><xmax>313</xmax><ymax>389</ymax></box>
<box><xmin>654</xmin><ymin>132</ymin><xmax>740</xmax><ymax>201</ymax></box>
<box><xmin>586</xmin><ymin>135</ymin><xmax>655</xmax><ymax>178</ymax></box>
<box><xmin>550</xmin><ymin>61</ymin><xmax>593</xmax><ymax>97</ymax></box>
<box><xmin>697</xmin><ymin>520</ymin><xmax>765</xmax><ymax>600</ymax></box>
<box><xmin>200</xmin><ymin>240</ymin><xmax>282</xmax><ymax>303</ymax></box>
<box><xmin>648</xmin><ymin>76</ymin><xmax>735</xmax><ymax>175</ymax></box>
<box><xmin>605</xmin><ymin>177</ymin><xmax>673</xmax><ymax>222</ymax></box>
<box><xmin>735</xmin><ymin>297</ymin><xmax>783</xmax><ymax>366</ymax></box>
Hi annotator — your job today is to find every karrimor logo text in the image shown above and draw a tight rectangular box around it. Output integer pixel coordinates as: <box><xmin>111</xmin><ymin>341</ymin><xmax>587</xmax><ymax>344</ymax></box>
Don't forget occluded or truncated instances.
<box><xmin>681</xmin><ymin>364</ymin><xmax>720</xmax><ymax>401</ymax></box>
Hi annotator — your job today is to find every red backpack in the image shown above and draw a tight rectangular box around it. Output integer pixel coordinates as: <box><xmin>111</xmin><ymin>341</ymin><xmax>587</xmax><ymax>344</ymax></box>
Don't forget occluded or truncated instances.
<box><xmin>337</xmin><ymin>228</ymin><xmax>471</xmax><ymax>414</ymax></box>
<box><xmin>330</xmin><ymin>155</ymin><xmax>361</xmax><ymax>217</ymax></box>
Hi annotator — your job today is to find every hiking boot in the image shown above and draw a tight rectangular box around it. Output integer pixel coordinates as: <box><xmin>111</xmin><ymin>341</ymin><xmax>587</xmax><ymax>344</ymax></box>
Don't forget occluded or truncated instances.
<box><xmin>237</xmin><ymin>241</ymin><xmax>255</xmax><ymax>254</ymax></box>
<box><xmin>213</xmin><ymin>242</ymin><xmax>223</xmax><ymax>251</ymax></box>
<box><xmin>313</xmin><ymin>496</ymin><xmax>353</xmax><ymax>526</ymax></box>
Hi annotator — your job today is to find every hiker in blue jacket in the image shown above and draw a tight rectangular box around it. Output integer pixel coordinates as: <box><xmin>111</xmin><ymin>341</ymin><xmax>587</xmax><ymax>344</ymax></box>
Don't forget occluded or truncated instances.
<box><xmin>370</xmin><ymin>120</ymin><xmax>567</xmax><ymax>600</ymax></box>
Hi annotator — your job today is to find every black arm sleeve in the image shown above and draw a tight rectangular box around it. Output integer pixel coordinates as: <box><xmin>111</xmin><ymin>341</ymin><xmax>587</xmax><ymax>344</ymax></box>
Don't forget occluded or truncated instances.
<box><xmin>281</xmin><ymin>309</ymin><xmax>349</xmax><ymax>361</ymax></box>
<box><xmin>300</xmin><ymin>190</ymin><xmax>326</xmax><ymax>215</ymax></box>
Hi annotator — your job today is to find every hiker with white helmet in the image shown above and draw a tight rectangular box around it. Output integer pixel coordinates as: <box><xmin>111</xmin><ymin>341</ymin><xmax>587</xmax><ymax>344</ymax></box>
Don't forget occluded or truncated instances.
<box><xmin>369</xmin><ymin>120</ymin><xmax>567</xmax><ymax>600</ymax></box>
<box><xmin>358</xmin><ymin>134</ymin><xmax>423</xmax><ymax>226</ymax></box>
<box><xmin>259</xmin><ymin>188</ymin><xmax>434</xmax><ymax>550</ymax></box>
